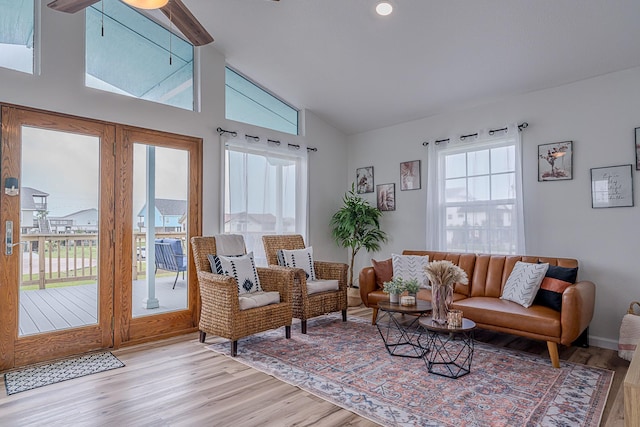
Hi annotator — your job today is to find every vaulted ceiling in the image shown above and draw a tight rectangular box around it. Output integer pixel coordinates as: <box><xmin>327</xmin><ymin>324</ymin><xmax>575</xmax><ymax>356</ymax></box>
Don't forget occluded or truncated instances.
<box><xmin>183</xmin><ymin>0</ymin><xmax>640</xmax><ymax>135</ymax></box>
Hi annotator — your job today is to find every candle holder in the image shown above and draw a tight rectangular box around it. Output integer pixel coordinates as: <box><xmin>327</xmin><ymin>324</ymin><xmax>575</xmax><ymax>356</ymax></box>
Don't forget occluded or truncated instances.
<box><xmin>400</xmin><ymin>295</ymin><xmax>416</xmax><ymax>306</ymax></box>
<box><xmin>447</xmin><ymin>309</ymin><xmax>463</xmax><ymax>328</ymax></box>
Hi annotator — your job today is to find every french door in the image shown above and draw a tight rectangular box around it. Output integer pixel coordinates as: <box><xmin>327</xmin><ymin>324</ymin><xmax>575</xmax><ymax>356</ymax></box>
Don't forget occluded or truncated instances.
<box><xmin>0</xmin><ymin>105</ymin><xmax>202</xmax><ymax>370</ymax></box>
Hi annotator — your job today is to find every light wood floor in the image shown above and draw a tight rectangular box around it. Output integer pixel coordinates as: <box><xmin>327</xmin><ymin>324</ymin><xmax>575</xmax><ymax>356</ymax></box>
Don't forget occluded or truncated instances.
<box><xmin>0</xmin><ymin>306</ymin><xmax>629</xmax><ymax>426</ymax></box>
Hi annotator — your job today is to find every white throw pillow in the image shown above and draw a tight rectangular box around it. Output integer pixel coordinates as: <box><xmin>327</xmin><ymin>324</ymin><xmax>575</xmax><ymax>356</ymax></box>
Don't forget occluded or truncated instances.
<box><xmin>208</xmin><ymin>252</ymin><xmax>262</xmax><ymax>294</ymax></box>
<box><xmin>279</xmin><ymin>247</ymin><xmax>317</xmax><ymax>281</ymax></box>
<box><xmin>391</xmin><ymin>254</ymin><xmax>430</xmax><ymax>288</ymax></box>
<box><xmin>501</xmin><ymin>261</ymin><xmax>549</xmax><ymax>308</ymax></box>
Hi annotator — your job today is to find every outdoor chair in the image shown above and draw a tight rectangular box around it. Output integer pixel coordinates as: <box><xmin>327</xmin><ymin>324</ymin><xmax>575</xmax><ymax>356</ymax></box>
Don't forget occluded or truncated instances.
<box><xmin>262</xmin><ymin>234</ymin><xmax>348</xmax><ymax>334</ymax></box>
<box><xmin>190</xmin><ymin>235</ymin><xmax>293</xmax><ymax>357</ymax></box>
<box><xmin>154</xmin><ymin>239</ymin><xmax>187</xmax><ymax>289</ymax></box>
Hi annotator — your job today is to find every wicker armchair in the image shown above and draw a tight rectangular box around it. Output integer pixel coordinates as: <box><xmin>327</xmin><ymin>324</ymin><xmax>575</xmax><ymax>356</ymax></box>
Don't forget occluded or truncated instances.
<box><xmin>190</xmin><ymin>236</ymin><xmax>293</xmax><ymax>356</ymax></box>
<box><xmin>262</xmin><ymin>234</ymin><xmax>348</xmax><ymax>334</ymax></box>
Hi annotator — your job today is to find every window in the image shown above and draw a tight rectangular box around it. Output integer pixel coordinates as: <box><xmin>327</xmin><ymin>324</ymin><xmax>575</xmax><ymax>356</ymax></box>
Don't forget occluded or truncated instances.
<box><xmin>225</xmin><ymin>67</ymin><xmax>298</xmax><ymax>135</ymax></box>
<box><xmin>223</xmin><ymin>135</ymin><xmax>307</xmax><ymax>265</ymax></box>
<box><xmin>426</xmin><ymin>126</ymin><xmax>524</xmax><ymax>254</ymax></box>
<box><xmin>0</xmin><ymin>0</ymin><xmax>34</xmax><ymax>74</ymax></box>
<box><xmin>85</xmin><ymin>0</ymin><xmax>194</xmax><ymax>110</ymax></box>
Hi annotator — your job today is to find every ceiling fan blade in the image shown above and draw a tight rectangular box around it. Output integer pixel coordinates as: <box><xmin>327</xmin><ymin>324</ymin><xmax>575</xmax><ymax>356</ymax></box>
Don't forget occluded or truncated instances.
<box><xmin>47</xmin><ymin>0</ymin><xmax>101</xmax><ymax>13</ymax></box>
<box><xmin>160</xmin><ymin>0</ymin><xmax>214</xmax><ymax>46</ymax></box>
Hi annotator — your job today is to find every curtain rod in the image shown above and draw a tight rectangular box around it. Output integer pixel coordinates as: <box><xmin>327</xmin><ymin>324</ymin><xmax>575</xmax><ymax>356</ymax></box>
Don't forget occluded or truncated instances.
<box><xmin>217</xmin><ymin>127</ymin><xmax>318</xmax><ymax>151</ymax></box>
<box><xmin>422</xmin><ymin>122</ymin><xmax>529</xmax><ymax>146</ymax></box>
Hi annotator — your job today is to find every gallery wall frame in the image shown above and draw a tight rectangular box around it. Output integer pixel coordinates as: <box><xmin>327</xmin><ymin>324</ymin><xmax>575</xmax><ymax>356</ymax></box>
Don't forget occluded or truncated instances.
<box><xmin>400</xmin><ymin>160</ymin><xmax>421</xmax><ymax>191</ymax></box>
<box><xmin>590</xmin><ymin>164</ymin><xmax>634</xmax><ymax>208</ymax></box>
<box><xmin>376</xmin><ymin>183</ymin><xmax>395</xmax><ymax>211</ymax></box>
<box><xmin>356</xmin><ymin>166</ymin><xmax>374</xmax><ymax>194</ymax></box>
<box><xmin>538</xmin><ymin>141</ymin><xmax>573</xmax><ymax>181</ymax></box>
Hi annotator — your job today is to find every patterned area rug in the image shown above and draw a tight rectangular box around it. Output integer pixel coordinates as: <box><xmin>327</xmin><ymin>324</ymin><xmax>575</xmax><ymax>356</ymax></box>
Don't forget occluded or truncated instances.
<box><xmin>4</xmin><ymin>352</ymin><xmax>124</xmax><ymax>395</ymax></box>
<box><xmin>207</xmin><ymin>315</ymin><xmax>612</xmax><ymax>427</ymax></box>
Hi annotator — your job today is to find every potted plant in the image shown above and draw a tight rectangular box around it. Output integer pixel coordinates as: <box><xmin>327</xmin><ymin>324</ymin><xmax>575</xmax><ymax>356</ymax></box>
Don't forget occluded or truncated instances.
<box><xmin>383</xmin><ymin>278</ymin><xmax>405</xmax><ymax>304</ymax></box>
<box><xmin>331</xmin><ymin>183</ymin><xmax>388</xmax><ymax>306</ymax></box>
<box><xmin>403</xmin><ymin>278</ymin><xmax>420</xmax><ymax>297</ymax></box>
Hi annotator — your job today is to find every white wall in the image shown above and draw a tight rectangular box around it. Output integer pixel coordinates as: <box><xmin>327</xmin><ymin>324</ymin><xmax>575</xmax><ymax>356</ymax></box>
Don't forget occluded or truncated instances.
<box><xmin>0</xmin><ymin>5</ymin><xmax>347</xmax><ymax>265</ymax></box>
<box><xmin>347</xmin><ymin>67</ymin><xmax>640</xmax><ymax>348</ymax></box>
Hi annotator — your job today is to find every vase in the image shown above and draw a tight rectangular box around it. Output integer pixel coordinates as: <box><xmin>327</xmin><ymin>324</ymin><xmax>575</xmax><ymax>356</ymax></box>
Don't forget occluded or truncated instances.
<box><xmin>431</xmin><ymin>280</ymin><xmax>453</xmax><ymax>324</ymax></box>
<box><xmin>389</xmin><ymin>293</ymin><xmax>399</xmax><ymax>304</ymax></box>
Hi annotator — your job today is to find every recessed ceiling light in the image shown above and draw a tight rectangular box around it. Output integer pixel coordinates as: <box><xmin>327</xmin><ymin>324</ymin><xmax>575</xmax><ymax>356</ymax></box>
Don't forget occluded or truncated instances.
<box><xmin>375</xmin><ymin>1</ymin><xmax>393</xmax><ymax>16</ymax></box>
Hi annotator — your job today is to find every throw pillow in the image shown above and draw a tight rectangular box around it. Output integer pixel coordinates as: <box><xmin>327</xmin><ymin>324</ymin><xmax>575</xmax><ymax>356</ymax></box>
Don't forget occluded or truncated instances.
<box><xmin>207</xmin><ymin>253</ymin><xmax>243</xmax><ymax>274</ymax></box>
<box><xmin>371</xmin><ymin>258</ymin><xmax>393</xmax><ymax>289</ymax></box>
<box><xmin>534</xmin><ymin>265</ymin><xmax>578</xmax><ymax>311</ymax></box>
<box><xmin>207</xmin><ymin>252</ymin><xmax>262</xmax><ymax>294</ymax></box>
<box><xmin>500</xmin><ymin>261</ymin><xmax>549</xmax><ymax>308</ymax></box>
<box><xmin>279</xmin><ymin>247</ymin><xmax>317</xmax><ymax>281</ymax></box>
<box><xmin>391</xmin><ymin>253</ymin><xmax>430</xmax><ymax>288</ymax></box>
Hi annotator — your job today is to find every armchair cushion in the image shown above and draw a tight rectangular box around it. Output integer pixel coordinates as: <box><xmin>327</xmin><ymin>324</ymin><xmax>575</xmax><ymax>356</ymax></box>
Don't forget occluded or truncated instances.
<box><xmin>238</xmin><ymin>291</ymin><xmax>281</xmax><ymax>310</ymax></box>
<box><xmin>208</xmin><ymin>252</ymin><xmax>263</xmax><ymax>294</ymax></box>
<box><xmin>278</xmin><ymin>247</ymin><xmax>317</xmax><ymax>281</ymax></box>
<box><xmin>307</xmin><ymin>279</ymin><xmax>339</xmax><ymax>295</ymax></box>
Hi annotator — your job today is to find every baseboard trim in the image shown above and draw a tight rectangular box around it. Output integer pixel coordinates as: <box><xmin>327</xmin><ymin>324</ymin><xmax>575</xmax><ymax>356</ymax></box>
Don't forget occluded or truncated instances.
<box><xmin>588</xmin><ymin>335</ymin><xmax>618</xmax><ymax>351</ymax></box>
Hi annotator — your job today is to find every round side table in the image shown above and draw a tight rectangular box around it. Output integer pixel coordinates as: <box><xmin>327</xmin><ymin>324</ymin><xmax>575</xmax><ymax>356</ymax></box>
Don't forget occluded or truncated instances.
<box><xmin>376</xmin><ymin>300</ymin><xmax>432</xmax><ymax>358</ymax></box>
<box><xmin>419</xmin><ymin>317</ymin><xmax>476</xmax><ymax>378</ymax></box>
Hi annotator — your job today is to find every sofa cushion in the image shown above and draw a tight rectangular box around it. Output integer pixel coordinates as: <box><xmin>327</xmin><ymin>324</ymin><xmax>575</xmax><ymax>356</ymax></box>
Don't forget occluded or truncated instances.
<box><xmin>238</xmin><ymin>291</ymin><xmax>281</xmax><ymax>310</ymax></box>
<box><xmin>371</xmin><ymin>258</ymin><xmax>393</xmax><ymax>290</ymax></box>
<box><xmin>534</xmin><ymin>265</ymin><xmax>578</xmax><ymax>311</ymax></box>
<box><xmin>392</xmin><ymin>253</ymin><xmax>430</xmax><ymax>288</ymax></box>
<box><xmin>278</xmin><ymin>247</ymin><xmax>317</xmax><ymax>281</ymax></box>
<box><xmin>453</xmin><ymin>297</ymin><xmax>561</xmax><ymax>338</ymax></box>
<box><xmin>208</xmin><ymin>252</ymin><xmax>262</xmax><ymax>294</ymax></box>
<box><xmin>500</xmin><ymin>261</ymin><xmax>549</xmax><ymax>308</ymax></box>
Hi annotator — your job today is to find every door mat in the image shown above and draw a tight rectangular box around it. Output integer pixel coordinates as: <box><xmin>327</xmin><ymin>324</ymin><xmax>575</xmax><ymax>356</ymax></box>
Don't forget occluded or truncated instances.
<box><xmin>207</xmin><ymin>315</ymin><xmax>613</xmax><ymax>427</ymax></box>
<box><xmin>4</xmin><ymin>352</ymin><xmax>124</xmax><ymax>395</ymax></box>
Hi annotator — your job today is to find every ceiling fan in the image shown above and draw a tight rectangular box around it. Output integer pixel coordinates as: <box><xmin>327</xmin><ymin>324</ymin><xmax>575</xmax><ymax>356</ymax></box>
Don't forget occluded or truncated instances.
<box><xmin>47</xmin><ymin>0</ymin><xmax>278</xmax><ymax>46</ymax></box>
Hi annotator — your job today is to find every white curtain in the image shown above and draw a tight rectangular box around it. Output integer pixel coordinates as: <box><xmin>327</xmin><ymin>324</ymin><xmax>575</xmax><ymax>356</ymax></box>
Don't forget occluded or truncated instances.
<box><xmin>221</xmin><ymin>131</ymin><xmax>308</xmax><ymax>265</ymax></box>
<box><xmin>426</xmin><ymin>124</ymin><xmax>525</xmax><ymax>254</ymax></box>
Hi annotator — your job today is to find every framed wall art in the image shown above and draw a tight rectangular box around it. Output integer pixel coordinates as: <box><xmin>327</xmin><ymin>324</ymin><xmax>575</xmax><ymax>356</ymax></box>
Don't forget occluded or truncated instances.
<box><xmin>376</xmin><ymin>183</ymin><xmax>395</xmax><ymax>211</ymax></box>
<box><xmin>538</xmin><ymin>141</ymin><xmax>573</xmax><ymax>181</ymax></box>
<box><xmin>356</xmin><ymin>166</ymin><xmax>374</xmax><ymax>194</ymax></box>
<box><xmin>590</xmin><ymin>164</ymin><xmax>634</xmax><ymax>208</ymax></box>
<box><xmin>635</xmin><ymin>127</ymin><xmax>640</xmax><ymax>171</ymax></box>
<box><xmin>400</xmin><ymin>160</ymin><xmax>421</xmax><ymax>191</ymax></box>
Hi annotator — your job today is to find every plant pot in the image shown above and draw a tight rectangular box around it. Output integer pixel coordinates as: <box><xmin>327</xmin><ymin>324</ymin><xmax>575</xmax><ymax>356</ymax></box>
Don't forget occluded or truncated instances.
<box><xmin>347</xmin><ymin>287</ymin><xmax>362</xmax><ymax>307</ymax></box>
<box><xmin>389</xmin><ymin>293</ymin><xmax>399</xmax><ymax>304</ymax></box>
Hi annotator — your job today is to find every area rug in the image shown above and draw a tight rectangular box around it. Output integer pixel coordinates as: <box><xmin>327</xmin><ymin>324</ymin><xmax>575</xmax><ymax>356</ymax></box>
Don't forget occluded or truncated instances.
<box><xmin>206</xmin><ymin>315</ymin><xmax>612</xmax><ymax>427</ymax></box>
<box><xmin>4</xmin><ymin>352</ymin><xmax>124</xmax><ymax>395</ymax></box>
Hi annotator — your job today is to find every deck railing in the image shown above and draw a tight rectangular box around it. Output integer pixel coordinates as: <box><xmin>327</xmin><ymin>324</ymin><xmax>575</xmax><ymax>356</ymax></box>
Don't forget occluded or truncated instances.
<box><xmin>20</xmin><ymin>232</ymin><xmax>186</xmax><ymax>289</ymax></box>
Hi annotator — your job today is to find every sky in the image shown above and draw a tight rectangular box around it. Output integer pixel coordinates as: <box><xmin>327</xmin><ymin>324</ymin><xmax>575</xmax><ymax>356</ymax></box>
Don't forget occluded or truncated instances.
<box><xmin>21</xmin><ymin>127</ymin><xmax>188</xmax><ymax>219</ymax></box>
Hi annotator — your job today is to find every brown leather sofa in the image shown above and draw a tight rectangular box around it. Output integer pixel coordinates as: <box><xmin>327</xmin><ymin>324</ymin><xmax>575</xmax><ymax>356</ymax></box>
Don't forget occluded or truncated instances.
<box><xmin>359</xmin><ymin>250</ymin><xmax>596</xmax><ymax>368</ymax></box>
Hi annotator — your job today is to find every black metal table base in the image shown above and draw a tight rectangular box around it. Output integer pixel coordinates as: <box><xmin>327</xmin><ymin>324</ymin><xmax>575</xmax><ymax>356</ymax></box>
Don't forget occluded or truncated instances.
<box><xmin>420</xmin><ymin>328</ymin><xmax>474</xmax><ymax>378</ymax></box>
<box><xmin>376</xmin><ymin>311</ymin><xmax>428</xmax><ymax>358</ymax></box>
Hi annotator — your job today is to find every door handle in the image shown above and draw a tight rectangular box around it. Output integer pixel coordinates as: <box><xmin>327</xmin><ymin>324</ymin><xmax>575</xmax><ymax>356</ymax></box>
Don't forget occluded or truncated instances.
<box><xmin>6</xmin><ymin>220</ymin><xmax>13</xmax><ymax>255</ymax></box>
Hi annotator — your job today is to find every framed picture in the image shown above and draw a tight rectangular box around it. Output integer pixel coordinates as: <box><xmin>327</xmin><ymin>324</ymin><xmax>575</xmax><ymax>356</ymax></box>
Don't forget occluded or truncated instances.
<box><xmin>590</xmin><ymin>164</ymin><xmax>634</xmax><ymax>208</ymax></box>
<box><xmin>376</xmin><ymin>183</ymin><xmax>395</xmax><ymax>211</ymax></box>
<box><xmin>400</xmin><ymin>160</ymin><xmax>421</xmax><ymax>191</ymax></box>
<box><xmin>356</xmin><ymin>166</ymin><xmax>374</xmax><ymax>194</ymax></box>
<box><xmin>635</xmin><ymin>127</ymin><xmax>640</xmax><ymax>171</ymax></box>
<box><xmin>538</xmin><ymin>141</ymin><xmax>573</xmax><ymax>181</ymax></box>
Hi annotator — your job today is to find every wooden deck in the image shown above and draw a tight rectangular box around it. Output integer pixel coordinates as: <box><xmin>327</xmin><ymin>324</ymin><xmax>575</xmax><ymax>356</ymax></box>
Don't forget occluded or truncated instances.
<box><xmin>19</xmin><ymin>275</ymin><xmax>188</xmax><ymax>336</ymax></box>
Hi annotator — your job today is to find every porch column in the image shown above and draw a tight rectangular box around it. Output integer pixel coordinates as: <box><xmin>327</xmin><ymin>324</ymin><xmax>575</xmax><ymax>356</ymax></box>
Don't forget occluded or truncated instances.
<box><xmin>143</xmin><ymin>145</ymin><xmax>159</xmax><ymax>309</ymax></box>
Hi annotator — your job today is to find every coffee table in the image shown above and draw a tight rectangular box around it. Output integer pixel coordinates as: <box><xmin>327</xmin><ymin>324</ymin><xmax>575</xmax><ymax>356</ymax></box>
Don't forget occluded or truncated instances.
<box><xmin>419</xmin><ymin>317</ymin><xmax>476</xmax><ymax>378</ymax></box>
<box><xmin>375</xmin><ymin>300</ymin><xmax>432</xmax><ymax>358</ymax></box>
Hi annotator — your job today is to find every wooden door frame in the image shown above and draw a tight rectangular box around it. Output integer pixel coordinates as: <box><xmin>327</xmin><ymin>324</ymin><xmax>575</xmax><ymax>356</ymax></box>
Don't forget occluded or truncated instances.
<box><xmin>114</xmin><ymin>126</ymin><xmax>202</xmax><ymax>347</ymax></box>
<box><xmin>0</xmin><ymin>105</ymin><xmax>115</xmax><ymax>369</ymax></box>
<box><xmin>0</xmin><ymin>104</ymin><xmax>203</xmax><ymax>370</ymax></box>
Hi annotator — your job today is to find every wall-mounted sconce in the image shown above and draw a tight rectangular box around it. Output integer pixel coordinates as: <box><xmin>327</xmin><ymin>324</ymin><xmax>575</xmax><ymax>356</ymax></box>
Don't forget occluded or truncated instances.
<box><xmin>5</xmin><ymin>177</ymin><xmax>19</xmax><ymax>196</ymax></box>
